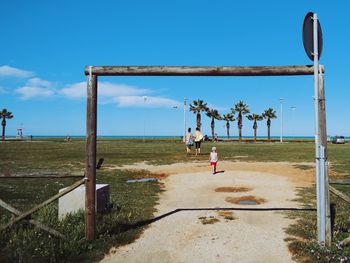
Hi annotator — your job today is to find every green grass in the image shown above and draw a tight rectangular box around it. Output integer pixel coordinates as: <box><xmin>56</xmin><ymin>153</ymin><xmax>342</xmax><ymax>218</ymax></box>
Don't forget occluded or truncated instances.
<box><xmin>0</xmin><ymin>139</ymin><xmax>317</xmax><ymax>174</ymax></box>
<box><xmin>1</xmin><ymin>138</ymin><xmax>350</xmax><ymax>262</ymax></box>
<box><xmin>285</xmin><ymin>185</ymin><xmax>350</xmax><ymax>262</ymax></box>
<box><xmin>0</xmin><ymin>170</ymin><xmax>161</xmax><ymax>262</ymax></box>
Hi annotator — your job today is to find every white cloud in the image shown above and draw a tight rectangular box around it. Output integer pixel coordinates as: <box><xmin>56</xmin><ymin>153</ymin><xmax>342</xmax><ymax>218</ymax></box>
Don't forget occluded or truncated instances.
<box><xmin>13</xmin><ymin>77</ymin><xmax>181</xmax><ymax>108</ymax></box>
<box><xmin>61</xmin><ymin>81</ymin><xmax>149</xmax><ymax>99</ymax></box>
<box><xmin>15</xmin><ymin>86</ymin><xmax>55</xmax><ymax>100</ymax></box>
<box><xmin>115</xmin><ymin>96</ymin><xmax>181</xmax><ymax>108</ymax></box>
<box><xmin>62</xmin><ymin>81</ymin><xmax>181</xmax><ymax>108</ymax></box>
<box><xmin>206</xmin><ymin>103</ymin><xmax>230</xmax><ymax>112</ymax></box>
<box><xmin>60</xmin><ymin>82</ymin><xmax>85</xmax><ymax>98</ymax></box>
<box><xmin>27</xmin><ymin>77</ymin><xmax>53</xmax><ymax>88</ymax></box>
<box><xmin>15</xmin><ymin>77</ymin><xmax>55</xmax><ymax>99</ymax></box>
<box><xmin>0</xmin><ymin>65</ymin><xmax>33</xmax><ymax>78</ymax></box>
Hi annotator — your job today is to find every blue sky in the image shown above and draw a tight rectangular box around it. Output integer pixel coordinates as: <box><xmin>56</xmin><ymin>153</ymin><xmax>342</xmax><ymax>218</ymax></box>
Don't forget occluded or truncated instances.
<box><xmin>1</xmin><ymin>1</ymin><xmax>349</xmax><ymax>137</ymax></box>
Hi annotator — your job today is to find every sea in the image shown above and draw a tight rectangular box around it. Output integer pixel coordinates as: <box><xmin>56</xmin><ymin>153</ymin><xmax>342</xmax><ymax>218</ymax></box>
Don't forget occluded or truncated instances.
<box><xmin>8</xmin><ymin>135</ymin><xmax>350</xmax><ymax>140</ymax></box>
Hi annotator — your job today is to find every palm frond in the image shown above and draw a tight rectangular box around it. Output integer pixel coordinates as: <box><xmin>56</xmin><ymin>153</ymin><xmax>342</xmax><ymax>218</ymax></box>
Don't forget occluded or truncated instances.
<box><xmin>234</xmin><ymin>100</ymin><xmax>250</xmax><ymax>115</ymax></box>
<box><xmin>262</xmin><ymin>108</ymin><xmax>277</xmax><ymax>119</ymax></box>
<box><xmin>189</xmin><ymin>99</ymin><xmax>208</xmax><ymax>114</ymax></box>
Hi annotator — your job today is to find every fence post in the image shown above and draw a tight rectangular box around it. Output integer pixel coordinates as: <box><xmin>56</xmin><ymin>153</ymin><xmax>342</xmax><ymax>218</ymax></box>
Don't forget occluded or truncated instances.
<box><xmin>85</xmin><ymin>68</ymin><xmax>97</xmax><ymax>241</ymax></box>
<box><xmin>318</xmin><ymin>69</ymin><xmax>331</xmax><ymax>246</ymax></box>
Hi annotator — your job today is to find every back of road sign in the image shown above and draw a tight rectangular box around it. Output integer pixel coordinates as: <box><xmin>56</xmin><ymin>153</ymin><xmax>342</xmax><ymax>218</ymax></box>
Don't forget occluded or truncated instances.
<box><xmin>302</xmin><ymin>12</ymin><xmax>323</xmax><ymax>61</ymax></box>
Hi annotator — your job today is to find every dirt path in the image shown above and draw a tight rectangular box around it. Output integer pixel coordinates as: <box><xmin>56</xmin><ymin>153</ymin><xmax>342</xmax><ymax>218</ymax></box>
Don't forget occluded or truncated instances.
<box><xmin>101</xmin><ymin>161</ymin><xmax>314</xmax><ymax>263</ymax></box>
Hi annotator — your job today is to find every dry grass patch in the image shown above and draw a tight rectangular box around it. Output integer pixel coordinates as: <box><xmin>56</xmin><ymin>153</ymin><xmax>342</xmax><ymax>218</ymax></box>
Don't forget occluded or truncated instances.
<box><xmin>198</xmin><ymin>216</ymin><xmax>220</xmax><ymax>225</ymax></box>
<box><xmin>215</xmin><ymin>186</ymin><xmax>252</xmax><ymax>193</ymax></box>
<box><xmin>225</xmin><ymin>195</ymin><xmax>266</xmax><ymax>205</ymax></box>
<box><xmin>132</xmin><ymin>171</ymin><xmax>169</xmax><ymax>179</ymax></box>
<box><xmin>217</xmin><ymin>211</ymin><xmax>237</xmax><ymax>220</ymax></box>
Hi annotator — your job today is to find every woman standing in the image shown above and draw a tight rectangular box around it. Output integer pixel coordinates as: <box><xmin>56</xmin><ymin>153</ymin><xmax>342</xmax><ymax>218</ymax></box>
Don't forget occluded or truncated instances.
<box><xmin>194</xmin><ymin>127</ymin><xmax>203</xmax><ymax>156</ymax></box>
<box><xmin>185</xmin><ymin>128</ymin><xmax>194</xmax><ymax>155</ymax></box>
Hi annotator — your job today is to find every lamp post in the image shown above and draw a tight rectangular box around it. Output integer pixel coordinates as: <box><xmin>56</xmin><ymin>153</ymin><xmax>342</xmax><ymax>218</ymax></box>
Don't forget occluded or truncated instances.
<box><xmin>143</xmin><ymin>96</ymin><xmax>147</xmax><ymax>143</ymax></box>
<box><xmin>280</xmin><ymin>98</ymin><xmax>283</xmax><ymax>143</ymax></box>
<box><xmin>183</xmin><ymin>97</ymin><xmax>187</xmax><ymax>143</ymax></box>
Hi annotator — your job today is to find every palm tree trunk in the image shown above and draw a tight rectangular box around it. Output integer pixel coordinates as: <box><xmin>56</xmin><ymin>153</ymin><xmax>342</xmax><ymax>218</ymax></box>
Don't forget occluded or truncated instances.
<box><xmin>238</xmin><ymin>114</ymin><xmax>243</xmax><ymax>142</ymax></box>
<box><xmin>267</xmin><ymin>125</ymin><xmax>271</xmax><ymax>143</ymax></box>
<box><xmin>196</xmin><ymin>113</ymin><xmax>201</xmax><ymax>129</ymax></box>
<box><xmin>253</xmin><ymin>121</ymin><xmax>257</xmax><ymax>142</ymax></box>
<box><xmin>238</xmin><ymin>127</ymin><xmax>242</xmax><ymax>142</ymax></box>
<box><xmin>2</xmin><ymin>122</ymin><xmax>5</xmax><ymax>142</ymax></box>
<box><xmin>254</xmin><ymin>128</ymin><xmax>257</xmax><ymax>142</ymax></box>
<box><xmin>211</xmin><ymin>118</ymin><xmax>215</xmax><ymax>142</ymax></box>
<box><xmin>226</xmin><ymin>122</ymin><xmax>230</xmax><ymax>139</ymax></box>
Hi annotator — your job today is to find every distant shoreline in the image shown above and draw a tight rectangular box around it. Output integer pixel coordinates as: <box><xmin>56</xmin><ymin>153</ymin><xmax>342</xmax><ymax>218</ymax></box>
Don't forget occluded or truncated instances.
<box><xmin>5</xmin><ymin>135</ymin><xmax>350</xmax><ymax>139</ymax></box>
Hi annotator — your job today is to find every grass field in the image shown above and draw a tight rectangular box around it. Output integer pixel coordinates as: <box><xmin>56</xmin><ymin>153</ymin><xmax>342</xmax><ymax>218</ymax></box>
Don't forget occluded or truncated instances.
<box><xmin>1</xmin><ymin>138</ymin><xmax>349</xmax><ymax>171</ymax></box>
<box><xmin>0</xmin><ymin>138</ymin><xmax>350</xmax><ymax>262</ymax></box>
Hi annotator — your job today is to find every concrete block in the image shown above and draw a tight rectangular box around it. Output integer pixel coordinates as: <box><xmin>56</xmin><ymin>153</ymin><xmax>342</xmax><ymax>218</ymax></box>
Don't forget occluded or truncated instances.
<box><xmin>58</xmin><ymin>184</ymin><xmax>110</xmax><ymax>220</ymax></box>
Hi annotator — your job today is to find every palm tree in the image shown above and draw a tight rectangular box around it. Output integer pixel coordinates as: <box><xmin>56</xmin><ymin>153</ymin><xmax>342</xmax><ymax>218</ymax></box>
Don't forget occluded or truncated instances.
<box><xmin>262</xmin><ymin>108</ymin><xmax>277</xmax><ymax>143</ymax></box>
<box><xmin>189</xmin><ymin>99</ymin><xmax>209</xmax><ymax>130</ymax></box>
<box><xmin>1</xmin><ymin>109</ymin><xmax>14</xmax><ymax>142</ymax></box>
<box><xmin>206</xmin><ymin>108</ymin><xmax>222</xmax><ymax>141</ymax></box>
<box><xmin>231</xmin><ymin>100</ymin><xmax>250</xmax><ymax>142</ymax></box>
<box><xmin>246</xmin><ymin>113</ymin><xmax>263</xmax><ymax>142</ymax></box>
<box><xmin>222</xmin><ymin>113</ymin><xmax>235</xmax><ymax>139</ymax></box>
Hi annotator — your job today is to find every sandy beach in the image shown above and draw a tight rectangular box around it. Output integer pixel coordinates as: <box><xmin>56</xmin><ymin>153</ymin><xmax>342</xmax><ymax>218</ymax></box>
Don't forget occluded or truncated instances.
<box><xmin>101</xmin><ymin>161</ymin><xmax>314</xmax><ymax>263</ymax></box>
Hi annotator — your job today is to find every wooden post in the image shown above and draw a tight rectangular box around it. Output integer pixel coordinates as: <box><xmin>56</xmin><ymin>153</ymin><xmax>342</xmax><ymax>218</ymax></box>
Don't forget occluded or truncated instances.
<box><xmin>318</xmin><ymin>69</ymin><xmax>331</xmax><ymax>246</ymax></box>
<box><xmin>85</xmin><ymin>70</ymin><xmax>98</xmax><ymax>241</ymax></box>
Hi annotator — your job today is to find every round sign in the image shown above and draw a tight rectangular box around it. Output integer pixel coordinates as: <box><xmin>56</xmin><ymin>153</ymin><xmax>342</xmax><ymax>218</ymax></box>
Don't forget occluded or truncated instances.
<box><xmin>302</xmin><ymin>12</ymin><xmax>323</xmax><ymax>61</ymax></box>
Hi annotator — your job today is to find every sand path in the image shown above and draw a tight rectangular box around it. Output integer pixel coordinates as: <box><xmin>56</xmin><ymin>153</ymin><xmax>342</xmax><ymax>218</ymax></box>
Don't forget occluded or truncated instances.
<box><xmin>101</xmin><ymin>161</ymin><xmax>314</xmax><ymax>263</ymax></box>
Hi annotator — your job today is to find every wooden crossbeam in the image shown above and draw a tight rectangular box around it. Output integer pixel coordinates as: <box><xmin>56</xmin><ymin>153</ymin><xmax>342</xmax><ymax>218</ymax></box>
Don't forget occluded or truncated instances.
<box><xmin>329</xmin><ymin>185</ymin><xmax>350</xmax><ymax>205</ymax></box>
<box><xmin>84</xmin><ymin>65</ymin><xmax>319</xmax><ymax>76</ymax></box>
<box><xmin>0</xmin><ymin>178</ymin><xmax>86</xmax><ymax>231</ymax></box>
<box><xmin>0</xmin><ymin>198</ymin><xmax>66</xmax><ymax>239</ymax></box>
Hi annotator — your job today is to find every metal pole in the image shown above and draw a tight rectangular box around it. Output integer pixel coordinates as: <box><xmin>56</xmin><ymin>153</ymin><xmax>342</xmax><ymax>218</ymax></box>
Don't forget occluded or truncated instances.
<box><xmin>280</xmin><ymin>98</ymin><xmax>283</xmax><ymax>143</ymax></box>
<box><xmin>143</xmin><ymin>96</ymin><xmax>147</xmax><ymax>143</ymax></box>
<box><xmin>85</xmin><ymin>66</ymin><xmax>97</xmax><ymax>241</ymax></box>
<box><xmin>183</xmin><ymin>97</ymin><xmax>187</xmax><ymax>143</ymax></box>
<box><xmin>312</xmin><ymin>13</ymin><xmax>325</xmax><ymax>246</ymax></box>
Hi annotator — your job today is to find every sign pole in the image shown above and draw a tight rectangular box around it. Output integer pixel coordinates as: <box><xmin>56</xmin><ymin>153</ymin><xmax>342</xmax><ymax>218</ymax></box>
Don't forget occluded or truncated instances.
<box><xmin>313</xmin><ymin>13</ymin><xmax>329</xmax><ymax>247</ymax></box>
<box><xmin>312</xmin><ymin>13</ymin><xmax>323</xmax><ymax>245</ymax></box>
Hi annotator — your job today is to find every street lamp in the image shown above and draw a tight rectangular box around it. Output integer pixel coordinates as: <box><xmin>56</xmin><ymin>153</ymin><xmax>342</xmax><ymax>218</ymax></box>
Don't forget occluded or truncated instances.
<box><xmin>183</xmin><ymin>97</ymin><xmax>187</xmax><ymax>143</ymax></box>
<box><xmin>143</xmin><ymin>96</ymin><xmax>147</xmax><ymax>143</ymax></box>
<box><xmin>280</xmin><ymin>98</ymin><xmax>283</xmax><ymax>143</ymax></box>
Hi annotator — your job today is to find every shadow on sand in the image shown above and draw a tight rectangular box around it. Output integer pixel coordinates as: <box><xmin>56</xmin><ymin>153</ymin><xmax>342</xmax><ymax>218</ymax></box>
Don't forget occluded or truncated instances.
<box><xmin>118</xmin><ymin>206</ymin><xmax>316</xmax><ymax>233</ymax></box>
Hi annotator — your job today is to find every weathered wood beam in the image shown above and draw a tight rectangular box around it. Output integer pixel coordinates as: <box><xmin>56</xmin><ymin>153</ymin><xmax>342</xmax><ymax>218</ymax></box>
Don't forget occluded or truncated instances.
<box><xmin>318</xmin><ymin>72</ymin><xmax>331</xmax><ymax>247</ymax></box>
<box><xmin>85</xmin><ymin>74</ymin><xmax>98</xmax><ymax>241</ymax></box>
<box><xmin>84</xmin><ymin>65</ymin><xmax>320</xmax><ymax>76</ymax></box>
<box><xmin>0</xmin><ymin>172</ymin><xmax>84</xmax><ymax>178</ymax></box>
<box><xmin>0</xmin><ymin>198</ymin><xmax>66</xmax><ymax>239</ymax></box>
<box><xmin>340</xmin><ymin>236</ymin><xmax>350</xmax><ymax>247</ymax></box>
<box><xmin>329</xmin><ymin>185</ymin><xmax>350</xmax><ymax>205</ymax></box>
<box><xmin>329</xmin><ymin>179</ymin><xmax>350</xmax><ymax>185</ymax></box>
<box><xmin>0</xmin><ymin>178</ymin><xmax>86</xmax><ymax>231</ymax></box>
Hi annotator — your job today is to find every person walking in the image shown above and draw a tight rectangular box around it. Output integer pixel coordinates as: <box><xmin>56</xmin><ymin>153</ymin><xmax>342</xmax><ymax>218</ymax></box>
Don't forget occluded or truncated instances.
<box><xmin>209</xmin><ymin>146</ymin><xmax>219</xmax><ymax>174</ymax></box>
<box><xmin>194</xmin><ymin>127</ymin><xmax>203</xmax><ymax>156</ymax></box>
<box><xmin>185</xmin><ymin>128</ymin><xmax>194</xmax><ymax>154</ymax></box>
